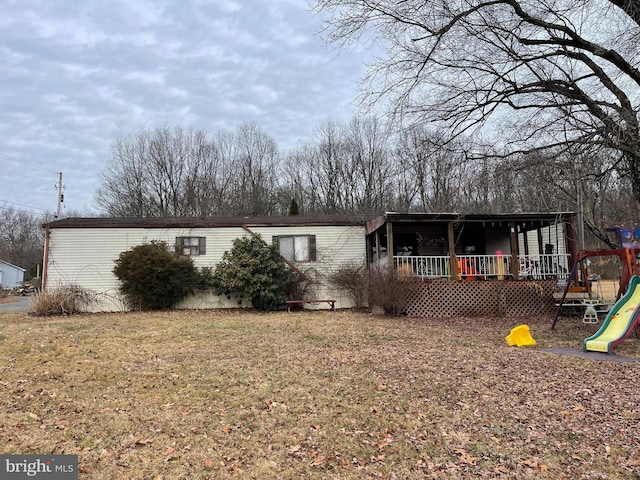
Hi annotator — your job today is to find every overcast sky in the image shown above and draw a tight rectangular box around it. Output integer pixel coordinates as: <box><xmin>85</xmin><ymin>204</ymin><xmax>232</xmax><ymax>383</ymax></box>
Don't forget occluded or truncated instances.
<box><xmin>0</xmin><ymin>0</ymin><xmax>374</xmax><ymax>216</ymax></box>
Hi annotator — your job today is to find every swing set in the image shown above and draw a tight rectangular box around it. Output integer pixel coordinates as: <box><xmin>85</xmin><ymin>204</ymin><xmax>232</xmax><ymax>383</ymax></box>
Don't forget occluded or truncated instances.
<box><xmin>551</xmin><ymin>248</ymin><xmax>639</xmax><ymax>329</ymax></box>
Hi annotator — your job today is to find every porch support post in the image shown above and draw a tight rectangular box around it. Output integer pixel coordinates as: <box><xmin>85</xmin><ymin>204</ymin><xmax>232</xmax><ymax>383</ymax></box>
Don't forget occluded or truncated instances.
<box><xmin>375</xmin><ymin>230</ymin><xmax>381</xmax><ymax>261</ymax></box>
<box><xmin>537</xmin><ymin>228</ymin><xmax>544</xmax><ymax>255</ymax></box>
<box><xmin>386</xmin><ymin>220</ymin><xmax>394</xmax><ymax>268</ymax></box>
<box><xmin>447</xmin><ymin>221</ymin><xmax>457</xmax><ymax>280</ymax></box>
<box><xmin>509</xmin><ymin>221</ymin><xmax>519</xmax><ymax>280</ymax></box>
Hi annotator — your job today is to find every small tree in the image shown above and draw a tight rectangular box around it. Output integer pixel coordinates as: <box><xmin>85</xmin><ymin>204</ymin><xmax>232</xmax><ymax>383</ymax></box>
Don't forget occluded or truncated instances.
<box><xmin>113</xmin><ymin>241</ymin><xmax>202</xmax><ymax>310</ymax></box>
<box><xmin>212</xmin><ymin>234</ymin><xmax>295</xmax><ymax>311</ymax></box>
<box><xmin>288</xmin><ymin>198</ymin><xmax>300</xmax><ymax>215</ymax></box>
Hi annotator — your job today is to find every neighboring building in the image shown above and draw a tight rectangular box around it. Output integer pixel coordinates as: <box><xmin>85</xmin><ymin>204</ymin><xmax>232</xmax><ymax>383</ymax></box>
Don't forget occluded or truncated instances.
<box><xmin>42</xmin><ymin>211</ymin><xmax>577</xmax><ymax>314</ymax></box>
<box><xmin>0</xmin><ymin>260</ymin><xmax>26</xmax><ymax>289</ymax></box>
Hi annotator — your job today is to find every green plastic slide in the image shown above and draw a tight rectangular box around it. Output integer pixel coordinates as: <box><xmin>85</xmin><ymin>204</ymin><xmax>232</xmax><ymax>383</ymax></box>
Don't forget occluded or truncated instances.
<box><xmin>583</xmin><ymin>275</ymin><xmax>640</xmax><ymax>354</ymax></box>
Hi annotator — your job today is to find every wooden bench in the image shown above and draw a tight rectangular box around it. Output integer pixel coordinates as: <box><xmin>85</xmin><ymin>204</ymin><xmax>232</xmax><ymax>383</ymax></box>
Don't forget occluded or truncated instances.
<box><xmin>285</xmin><ymin>299</ymin><xmax>336</xmax><ymax>312</ymax></box>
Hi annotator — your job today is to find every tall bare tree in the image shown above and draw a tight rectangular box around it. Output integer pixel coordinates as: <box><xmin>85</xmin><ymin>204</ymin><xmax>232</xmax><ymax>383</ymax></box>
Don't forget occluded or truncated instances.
<box><xmin>95</xmin><ymin>124</ymin><xmax>281</xmax><ymax>217</ymax></box>
<box><xmin>0</xmin><ymin>206</ymin><xmax>47</xmax><ymax>278</ymax></box>
<box><xmin>231</xmin><ymin>122</ymin><xmax>281</xmax><ymax>215</ymax></box>
<box><xmin>314</xmin><ymin>0</ymin><xmax>640</xmax><ymax>204</ymax></box>
<box><xmin>282</xmin><ymin>116</ymin><xmax>396</xmax><ymax>214</ymax></box>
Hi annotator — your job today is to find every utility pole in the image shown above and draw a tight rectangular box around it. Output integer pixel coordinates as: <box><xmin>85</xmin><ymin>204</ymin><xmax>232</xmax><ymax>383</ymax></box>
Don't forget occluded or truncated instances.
<box><xmin>55</xmin><ymin>172</ymin><xmax>64</xmax><ymax>218</ymax></box>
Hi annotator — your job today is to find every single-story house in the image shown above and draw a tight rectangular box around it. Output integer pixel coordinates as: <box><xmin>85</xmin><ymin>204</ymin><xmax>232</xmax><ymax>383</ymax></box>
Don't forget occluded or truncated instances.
<box><xmin>0</xmin><ymin>260</ymin><xmax>26</xmax><ymax>289</ymax></box>
<box><xmin>42</xmin><ymin>215</ymin><xmax>376</xmax><ymax>312</ymax></box>
<box><xmin>42</xmin><ymin>211</ymin><xmax>576</xmax><ymax>314</ymax></box>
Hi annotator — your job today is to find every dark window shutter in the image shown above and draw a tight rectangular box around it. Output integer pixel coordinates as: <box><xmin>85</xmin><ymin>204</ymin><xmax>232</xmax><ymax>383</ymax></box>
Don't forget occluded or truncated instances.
<box><xmin>308</xmin><ymin>235</ymin><xmax>316</xmax><ymax>261</ymax></box>
<box><xmin>175</xmin><ymin>237</ymin><xmax>183</xmax><ymax>254</ymax></box>
<box><xmin>199</xmin><ymin>237</ymin><xmax>206</xmax><ymax>255</ymax></box>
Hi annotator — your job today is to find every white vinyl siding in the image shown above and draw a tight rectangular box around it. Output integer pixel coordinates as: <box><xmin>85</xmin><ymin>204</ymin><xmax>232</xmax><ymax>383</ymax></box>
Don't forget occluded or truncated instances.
<box><xmin>45</xmin><ymin>224</ymin><xmax>367</xmax><ymax>311</ymax></box>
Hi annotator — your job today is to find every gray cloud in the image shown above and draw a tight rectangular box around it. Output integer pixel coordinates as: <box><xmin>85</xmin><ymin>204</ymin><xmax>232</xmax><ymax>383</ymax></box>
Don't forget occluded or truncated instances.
<box><xmin>0</xmin><ymin>0</ymin><xmax>372</xmax><ymax>214</ymax></box>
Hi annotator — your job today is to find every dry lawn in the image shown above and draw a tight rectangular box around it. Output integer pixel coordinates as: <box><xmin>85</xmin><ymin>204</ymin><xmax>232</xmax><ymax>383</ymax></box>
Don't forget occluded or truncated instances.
<box><xmin>0</xmin><ymin>309</ymin><xmax>639</xmax><ymax>479</ymax></box>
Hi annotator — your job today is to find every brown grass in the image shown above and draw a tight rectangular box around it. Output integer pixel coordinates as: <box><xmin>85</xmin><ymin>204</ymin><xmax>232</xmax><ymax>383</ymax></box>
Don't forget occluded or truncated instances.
<box><xmin>0</xmin><ymin>309</ymin><xmax>639</xmax><ymax>479</ymax></box>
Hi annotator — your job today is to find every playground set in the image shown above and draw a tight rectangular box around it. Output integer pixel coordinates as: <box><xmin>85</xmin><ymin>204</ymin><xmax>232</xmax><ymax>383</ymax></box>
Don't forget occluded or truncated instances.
<box><xmin>551</xmin><ymin>227</ymin><xmax>640</xmax><ymax>355</ymax></box>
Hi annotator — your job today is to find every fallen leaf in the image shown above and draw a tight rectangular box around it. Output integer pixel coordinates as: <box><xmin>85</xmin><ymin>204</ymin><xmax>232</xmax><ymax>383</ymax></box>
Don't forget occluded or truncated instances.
<box><xmin>456</xmin><ymin>449</ymin><xmax>476</xmax><ymax>465</ymax></box>
<box><xmin>309</xmin><ymin>455</ymin><xmax>325</xmax><ymax>467</ymax></box>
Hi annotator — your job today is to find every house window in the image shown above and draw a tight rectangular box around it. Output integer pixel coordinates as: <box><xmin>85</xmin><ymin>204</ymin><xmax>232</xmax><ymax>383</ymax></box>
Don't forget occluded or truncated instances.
<box><xmin>273</xmin><ymin>235</ymin><xmax>316</xmax><ymax>262</ymax></box>
<box><xmin>176</xmin><ymin>237</ymin><xmax>206</xmax><ymax>256</ymax></box>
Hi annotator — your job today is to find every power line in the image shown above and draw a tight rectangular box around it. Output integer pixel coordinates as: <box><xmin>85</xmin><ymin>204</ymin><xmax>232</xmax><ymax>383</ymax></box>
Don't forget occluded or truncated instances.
<box><xmin>0</xmin><ymin>204</ymin><xmax>52</xmax><ymax>216</ymax></box>
<box><xmin>0</xmin><ymin>200</ymin><xmax>50</xmax><ymax>212</ymax></box>
<box><xmin>0</xmin><ymin>169</ymin><xmax>52</xmax><ymax>183</ymax></box>
<box><xmin>0</xmin><ymin>152</ymin><xmax>58</xmax><ymax>175</ymax></box>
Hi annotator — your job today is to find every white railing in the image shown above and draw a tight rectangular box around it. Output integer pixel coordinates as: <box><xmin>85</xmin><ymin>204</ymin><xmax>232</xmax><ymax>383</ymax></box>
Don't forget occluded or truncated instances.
<box><xmin>458</xmin><ymin>255</ymin><xmax>512</xmax><ymax>280</ymax></box>
<box><xmin>517</xmin><ymin>254</ymin><xmax>570</xmax><ymax>280</ymax></box>
<box><xmin>394</xmin><ymin>253</ymin><xmax>571</xmax><ymax>280</ymax></box>
<box><xmin>395</xmin><ymin>255</ymin><xmax>451</xmax><ymax>279</ymax></box>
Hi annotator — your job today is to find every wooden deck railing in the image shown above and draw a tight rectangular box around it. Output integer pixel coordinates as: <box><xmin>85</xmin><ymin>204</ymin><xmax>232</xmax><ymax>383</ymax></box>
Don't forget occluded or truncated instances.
<box><xmin>394</xmin><ymin>254</ymin><xmax>571</xmax><ymax>280</ymax></box>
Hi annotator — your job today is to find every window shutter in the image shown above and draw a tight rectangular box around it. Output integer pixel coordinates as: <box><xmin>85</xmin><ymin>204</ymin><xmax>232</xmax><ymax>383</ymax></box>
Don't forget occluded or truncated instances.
<box><xmin>272</xmin><ymin>235</ymin><xmax>279</xmax><ymax>244</ymax></box>
<box><xmin>308</xmin><ymin>235</ymin><xmax>316</xmax><ymax>261</ymax></box>
<box><xmin>175</xmin><ymin>237</ymin><xmax>183</xmax><ymax>254</ymax></box>
<box><xmin>199</xmin><ymin>237</ymin><xmax>206</xmax><ymax>255</ymax></box>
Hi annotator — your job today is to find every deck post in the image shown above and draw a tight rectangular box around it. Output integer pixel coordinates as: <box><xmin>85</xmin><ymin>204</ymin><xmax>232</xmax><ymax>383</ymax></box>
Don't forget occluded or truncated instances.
<box><xmin>509</xmin><ymin>221</ymin><xmax>519</xmax><ymax>280</ymax></box>
<box><xmin>447</xmin><ymin>221</ymin><xmax>457</xmax><ymax>280</ymax></box>
<box><xmin>386</xmin><ymin>219</ymin><xmax>394</xmax><ymax>269</ymax></box>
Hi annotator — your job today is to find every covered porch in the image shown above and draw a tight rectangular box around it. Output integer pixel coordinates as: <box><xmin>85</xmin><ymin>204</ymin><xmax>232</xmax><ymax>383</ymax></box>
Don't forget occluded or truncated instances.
<box><xmin>365</xmin><ymin>212</ymin><xmax>577</xmax><ymax>281</ymax></box>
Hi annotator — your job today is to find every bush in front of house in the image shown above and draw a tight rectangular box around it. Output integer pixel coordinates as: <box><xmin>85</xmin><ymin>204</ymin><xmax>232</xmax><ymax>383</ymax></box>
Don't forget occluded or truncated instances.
<box><xmin>328</xmin><ymin>261</ymin><xmax>369</xmax><ymax>308</ymax></box>
<box><xmin>368</xmin><ymin>265</ymin><xmax>411</xmax><ymax>316</ymax></box>
<box><xmin>31</xmin><ymin>284</ymin><xmax>97</xmax><ymax>316</ymax></box>
<box><xmin>212</xmin><ymin>234</ymin><xmax>295</xmax><ymax>311</ymax></box>
<box><xmin>113</xmin><ymin>241</ymin><xmax>203</xmax><ymax>310</ymax></box>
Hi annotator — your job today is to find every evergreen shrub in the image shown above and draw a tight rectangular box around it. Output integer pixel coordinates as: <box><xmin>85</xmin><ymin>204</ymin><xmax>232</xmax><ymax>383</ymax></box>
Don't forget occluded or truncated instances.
<box><xmin>212</xmin><ymin>234</ymin><xmax>294</xmax><ymax>311</ymax></box>
<box><xmin>113</xmin><ymin>241</ymin><xmax>202</xmax><ymax>310</ymax></box>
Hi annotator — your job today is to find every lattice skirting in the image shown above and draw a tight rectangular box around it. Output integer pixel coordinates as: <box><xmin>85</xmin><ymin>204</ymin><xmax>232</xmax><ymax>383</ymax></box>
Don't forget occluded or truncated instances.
<box><xmin>404</xmin><ymin>280</ymin><xmax>558</xmax><ymax>317</ymax></box>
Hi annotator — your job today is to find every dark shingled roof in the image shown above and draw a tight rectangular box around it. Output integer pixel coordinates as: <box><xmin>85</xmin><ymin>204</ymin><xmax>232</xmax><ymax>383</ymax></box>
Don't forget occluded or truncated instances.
<box><xmin>43</xmin><ymin>214</ymin><xmax>382</xmax><ymax>229</ymax></box>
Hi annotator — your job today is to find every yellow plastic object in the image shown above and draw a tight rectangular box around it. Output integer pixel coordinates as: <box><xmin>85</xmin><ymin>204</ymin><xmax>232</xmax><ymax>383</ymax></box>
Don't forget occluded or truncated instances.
<box><xmin>505</xmin><ymin>324</ymin><xmax>537</xmax><ymax>347</ymax></box>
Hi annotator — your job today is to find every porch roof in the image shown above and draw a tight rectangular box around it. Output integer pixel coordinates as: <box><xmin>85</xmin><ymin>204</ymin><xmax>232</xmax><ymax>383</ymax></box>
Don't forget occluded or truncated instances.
<box><xmin>365</xmin><ymin>211</ymin><xmax>575</xmax><ymax>234</ymax></box>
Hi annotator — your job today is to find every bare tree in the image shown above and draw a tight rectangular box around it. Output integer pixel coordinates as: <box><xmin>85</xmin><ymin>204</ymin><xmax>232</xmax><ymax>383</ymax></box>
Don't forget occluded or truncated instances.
<box><xmin>231</xmin><ymin>122</ymin><xmax>281</xmax><ymax>215</ymax></box>
<box><xmin>95</xmin><ymin>124</ymin><xmax>281</xmax><ymax>217</ymax></box>
<box><xmin>315</xmin><ymin>0</ymin><xmax>640</xmax><ymax>204</ymax></box>
<box><xmin>344</xmin><ymin>116</ymin><xmax>395</xmax><ymax>212</ymax></box>
<box><xmin>0</xmin><ymin>206</ymin><xmax>48</xmax><ymax>278</ymax></box>
<box><xmin>282</xmin><ymin>116</ymin><xmax>396</xmax><ymax>214</ymax></box>
<box><xmin>395</xmin><ymin>126</ymin><xmax>474</xmax><ymax>212</ymax></box>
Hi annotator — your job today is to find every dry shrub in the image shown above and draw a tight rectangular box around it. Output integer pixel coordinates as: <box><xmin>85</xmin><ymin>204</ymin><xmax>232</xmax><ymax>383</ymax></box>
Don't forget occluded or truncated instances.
<box><xmin>30</xmin><ymin>284</ymin><xmax>97</xmax><ymax>316</ymax></box>
<box><xmin>368</xmin><ymin>265</ymin><xmax>412</xmax><ymax>316</ymax></box>
<box><xmin>328</xmin><ymin>261</ymin><xmax>369</xmax><ymax>308</ymax></box>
